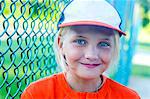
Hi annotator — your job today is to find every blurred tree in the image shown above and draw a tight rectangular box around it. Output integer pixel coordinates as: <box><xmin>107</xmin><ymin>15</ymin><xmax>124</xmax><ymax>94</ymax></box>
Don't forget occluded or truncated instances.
<box><xmin>137</xmin><ymin>0</ymin><xmax>150</xmax><ymax>27</ymax></box>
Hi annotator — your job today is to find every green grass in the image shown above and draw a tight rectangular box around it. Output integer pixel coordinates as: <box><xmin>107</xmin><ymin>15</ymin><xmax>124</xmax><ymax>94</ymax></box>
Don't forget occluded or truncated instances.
<box><xmin>0</xmin><ymin>39</ymin><xmax>57</xmax><ymax>98</ymax></box>
<box><xmin>136</xmin><ymin>44</ymin><xmax>150</xmax><ymax>52</ymax></box>
<box><xmin>0</xmin><ymin>66</ymin><xmax>57</xmax><ymax>98</ymax></box>
<box><xmin>0</xmin><ymin>78</ymin><xmax>27</xmax><ymax>99</ymax></box>
<box><xmin>131</xmin><ymin>64</ymin><xmax>150</xmax><ymax>77</ymax></box>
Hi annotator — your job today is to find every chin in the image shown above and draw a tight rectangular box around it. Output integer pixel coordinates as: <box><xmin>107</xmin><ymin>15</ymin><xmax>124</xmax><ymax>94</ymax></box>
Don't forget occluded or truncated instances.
<box><xmin>77</xmin><ymin>72</ymin><xmax>101</xmax><ymax>80</ymax></box>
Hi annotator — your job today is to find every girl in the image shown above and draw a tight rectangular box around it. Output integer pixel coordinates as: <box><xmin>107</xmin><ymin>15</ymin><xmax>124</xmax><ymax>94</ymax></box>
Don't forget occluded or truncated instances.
<box><xmin>21</xmin><ymin>0</ymin><xmax>140</xmax><ymax>99</ymax></box>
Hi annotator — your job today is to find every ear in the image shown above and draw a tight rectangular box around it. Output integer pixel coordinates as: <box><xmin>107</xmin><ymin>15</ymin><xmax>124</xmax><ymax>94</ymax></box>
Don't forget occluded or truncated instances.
<box><xmin>58</xmin><ymin>36</ymin><xmax>63</xmax><ymax>49</ymax></box>
<box><xmin>57</xmin><ymin>36</ymin><xmax>64</xmax><ymax>55</ymax></box>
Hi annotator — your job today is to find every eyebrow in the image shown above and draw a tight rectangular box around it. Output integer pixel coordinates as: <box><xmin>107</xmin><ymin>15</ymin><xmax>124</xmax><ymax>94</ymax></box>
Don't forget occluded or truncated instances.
<box><xmin>75</xmin><ymin>35</ymin><xmax>88</xmax><ymax>39</ymax></box>
<box><xmin>74</xmin><ymin>34</ymin><xmax>111</xmax><ymax>41</ymax></box>
<box><xmin>100</xmin><ymin>38</ymin><xmax>111</xmax><ymax>41</ymax></box>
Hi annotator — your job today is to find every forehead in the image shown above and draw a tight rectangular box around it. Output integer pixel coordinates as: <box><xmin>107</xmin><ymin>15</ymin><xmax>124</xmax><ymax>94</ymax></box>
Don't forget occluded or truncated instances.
<box><xmin>69</xmin><ymin>25</ymin><xmax>115</xmax><ymax>37</ymax></box>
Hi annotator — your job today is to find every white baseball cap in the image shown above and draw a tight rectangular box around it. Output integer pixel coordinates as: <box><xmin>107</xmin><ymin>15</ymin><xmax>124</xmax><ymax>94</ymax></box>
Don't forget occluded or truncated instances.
<box><xmin>58</xmin><ymin>0</ymin><xmax>126</xmax><ymax>36</ymax></box>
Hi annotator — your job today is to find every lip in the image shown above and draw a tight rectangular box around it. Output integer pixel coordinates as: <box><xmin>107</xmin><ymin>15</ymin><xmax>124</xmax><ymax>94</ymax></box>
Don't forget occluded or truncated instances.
<box><xmin>80</xmin><ymin>63</ymin><xmax>100</xmax><ymax>68</ymax></box>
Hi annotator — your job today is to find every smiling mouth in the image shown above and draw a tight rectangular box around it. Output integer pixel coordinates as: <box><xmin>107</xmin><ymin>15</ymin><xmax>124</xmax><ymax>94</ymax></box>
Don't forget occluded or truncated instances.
<box><xmin>80</xmin><ymin>63</ymin><xmax>100</xmax><ymax>68</ymax></box>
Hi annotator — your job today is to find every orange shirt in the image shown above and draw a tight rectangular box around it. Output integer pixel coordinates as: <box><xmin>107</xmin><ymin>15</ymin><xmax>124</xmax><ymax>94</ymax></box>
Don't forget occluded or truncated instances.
<box><xmin>21</xmin><ymin>73</ymin><xmax>140</xmax><ymax>99</ymax></box>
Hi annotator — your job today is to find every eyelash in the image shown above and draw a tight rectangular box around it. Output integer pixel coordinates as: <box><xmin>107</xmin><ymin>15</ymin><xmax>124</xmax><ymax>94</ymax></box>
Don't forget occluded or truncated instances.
<box><xmin>73</xmin><ymin>39</ymin><xmax>111</xmax><ymax>48</ymax></box>
<box><xmin>98</xmin><ymin>42</ymin><xmax>111</xmax><ymax>48</ymax></box>
<box><xmin>73</xmin><ymin>39</ymin><xmax>87</xmax><ymax>46</ymax></box>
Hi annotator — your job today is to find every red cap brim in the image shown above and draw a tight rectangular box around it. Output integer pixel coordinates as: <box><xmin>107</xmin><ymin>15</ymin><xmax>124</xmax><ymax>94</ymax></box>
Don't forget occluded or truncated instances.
<box><xmin>59</xmin><ymin>21</ymin><xmax>126</xmax><ymax>36</ymax></box>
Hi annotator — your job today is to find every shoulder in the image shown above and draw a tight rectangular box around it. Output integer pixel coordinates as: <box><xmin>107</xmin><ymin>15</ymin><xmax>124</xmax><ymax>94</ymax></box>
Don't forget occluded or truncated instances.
<box><xmin>27</xmin><ymin>73</ymin><xmax>57</xmax><ymax>90</ymax></box>
<box><xmin>21</xmin><ymin>73</ymin><xmax>64</xmax><ymax>98</ymax></box>
<box><xmin>106</xmin><ymin>77</ymin><xmax>140</xmax><ymax>98</ymax></box>
<box><xmin>29</xmin><ymin>72</ymin><xmax>63</xmax><ymax>87</ymax></box>
<box><xmin>31</xmin><ymin>73</ymin><xmax>58</xmax><ymax>86</ymax></box>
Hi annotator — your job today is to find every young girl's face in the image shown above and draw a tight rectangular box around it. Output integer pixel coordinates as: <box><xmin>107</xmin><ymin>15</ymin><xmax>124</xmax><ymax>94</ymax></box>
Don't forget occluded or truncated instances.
<box><xmin>60</xmin><ymin>26</ymin><xmax>115</xmax><ymax>79</ymax></box>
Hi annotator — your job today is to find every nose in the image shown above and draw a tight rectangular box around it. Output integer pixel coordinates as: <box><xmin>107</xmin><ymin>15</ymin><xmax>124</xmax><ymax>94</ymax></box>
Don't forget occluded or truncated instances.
<box><xmin>84</xmin><ymin>46</ymin><xmax>99</xmax><ymax>61</ymax></box>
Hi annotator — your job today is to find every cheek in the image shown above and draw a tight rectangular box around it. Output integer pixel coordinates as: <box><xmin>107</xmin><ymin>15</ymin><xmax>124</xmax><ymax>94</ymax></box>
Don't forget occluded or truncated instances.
<box><xmin>100</xmin><ymin>49</ymin><xmax>112</xmax><ymax>65</ymax></box>
<box><xmin>63</xmin><ymin>45</ymin><xmax>83</xmax><ymax>64</ymax></box>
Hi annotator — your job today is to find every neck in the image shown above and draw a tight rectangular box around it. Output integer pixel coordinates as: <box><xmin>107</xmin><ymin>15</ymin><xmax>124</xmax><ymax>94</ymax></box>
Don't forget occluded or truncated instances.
<box><xmin>65</xmin><ymin>72</ymin><xmax>103</xmax><ymax>92</ymax></box>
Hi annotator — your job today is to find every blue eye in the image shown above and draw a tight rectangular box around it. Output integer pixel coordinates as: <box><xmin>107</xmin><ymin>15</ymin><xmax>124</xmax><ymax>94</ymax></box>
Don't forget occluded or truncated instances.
<box><xmin>74</xmin><ymin>39</ymin><xmax>87</xmax><ymax>46</ymax></box>
<box><xmin>98</xmin><ymin>42</ymin><xmax>110</xmax><ymax>48</ymax></box>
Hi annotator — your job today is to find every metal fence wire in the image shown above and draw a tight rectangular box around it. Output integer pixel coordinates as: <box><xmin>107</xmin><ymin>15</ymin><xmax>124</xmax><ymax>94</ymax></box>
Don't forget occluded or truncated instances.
<box><xmin>0</xmin><ymin>0</ymin><xmax>70</xmax><ymax>98</ymax></box>
<box><xmin>0</xmin><ymin>0</ymin><xmax>137</xmax><ymax>99</ymax></box>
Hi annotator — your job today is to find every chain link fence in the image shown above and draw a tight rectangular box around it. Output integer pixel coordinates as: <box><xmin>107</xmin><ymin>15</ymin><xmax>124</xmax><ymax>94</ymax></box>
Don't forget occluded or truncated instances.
<box><xmin>0</xmin><ymin>0</ymin><xmax>70</xmax><ymax>98</ymax></box>
<box><xmin>0</xmin><ymin>0</ymin><xmax>137</xmax><ymax>98</ymax></box>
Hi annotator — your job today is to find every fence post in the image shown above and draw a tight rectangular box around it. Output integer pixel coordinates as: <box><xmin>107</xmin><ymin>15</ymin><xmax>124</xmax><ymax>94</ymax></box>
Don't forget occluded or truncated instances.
<box><xmin>108</xmin><ymin>0</ymin><xmax>138</xmax><ymax>85</ymax></box>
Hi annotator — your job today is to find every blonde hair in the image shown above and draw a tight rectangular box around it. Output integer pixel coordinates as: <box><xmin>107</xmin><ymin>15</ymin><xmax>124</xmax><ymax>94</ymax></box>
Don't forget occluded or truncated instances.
<box><xmin>53</xmin><ymin>27</ymin><xmax>70</xmax><ymax>72</ymax></box>
<box><xmin>105</xmin><ymin>30</ymin><xmax>120</xmax><ymax>75</ymax></box>
<box><xmin>53</xmin><ymin>26</ymin><xmax>120</xmax><ymax>73</ymax></box>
